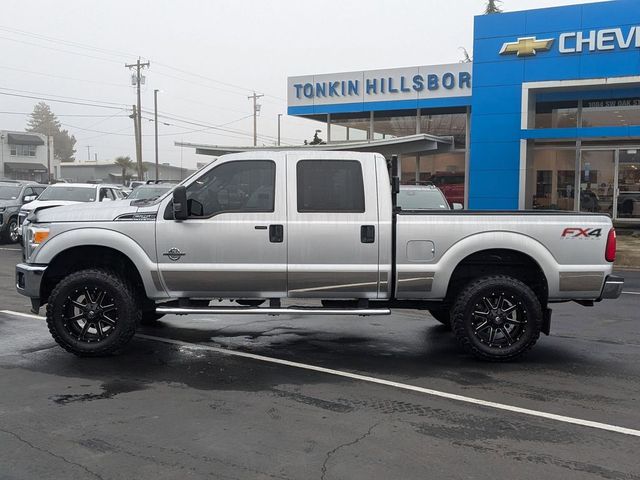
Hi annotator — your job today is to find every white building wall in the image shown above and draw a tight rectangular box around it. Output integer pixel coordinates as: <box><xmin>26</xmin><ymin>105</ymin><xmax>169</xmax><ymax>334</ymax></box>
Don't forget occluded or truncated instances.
<box><xmin>0</xmin><ymin>130</ymin><xmax>59</xmax><ymax>182</ymax></box>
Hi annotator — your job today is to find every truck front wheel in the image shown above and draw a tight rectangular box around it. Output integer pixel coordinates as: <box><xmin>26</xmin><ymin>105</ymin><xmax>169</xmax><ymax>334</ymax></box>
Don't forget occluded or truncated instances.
<box><xmin>46</xmin><ymin>269</ymin><xmax>140</xmax><ymax>356</ymax></box>
<box><xmin>451</xmin><ymin>275</ymin><xmax>542</xmax><ymax>362</ymax></box>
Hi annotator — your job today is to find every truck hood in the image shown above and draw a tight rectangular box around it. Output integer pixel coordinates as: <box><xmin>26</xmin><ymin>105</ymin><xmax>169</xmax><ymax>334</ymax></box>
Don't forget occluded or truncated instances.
<box><xmin>33</xmin><ymin>200</ymin><xmax>148</xmax><ymax>223</ymax></box>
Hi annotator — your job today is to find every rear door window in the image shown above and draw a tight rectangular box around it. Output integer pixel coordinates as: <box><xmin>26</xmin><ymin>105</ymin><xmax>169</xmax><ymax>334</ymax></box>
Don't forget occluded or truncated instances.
<box><xmin>296</xmin><ymin>160</ymin><xmax>365</xmax><ymax>213</ymax></box>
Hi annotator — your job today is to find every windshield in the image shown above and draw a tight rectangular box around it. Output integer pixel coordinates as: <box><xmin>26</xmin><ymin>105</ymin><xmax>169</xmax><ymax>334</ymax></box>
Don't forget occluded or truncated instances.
<box><xmin>398</xmin><ymin>189</ymin><xmax>450</xmax><ymax>210</ymax></box>
<box><xmin>127</xmin><ymin>185</ymin><xmax>173</xmax><ymax>200</ymax></box>
<box><xmin>37</xmin><ymin>186</ymin><xmax>96</xmax><ymax>202</ymax></box>
<box><xmin>0</xmin><ymin>186</ymin><xmax>22</xmax><ymax>200</ymax></box>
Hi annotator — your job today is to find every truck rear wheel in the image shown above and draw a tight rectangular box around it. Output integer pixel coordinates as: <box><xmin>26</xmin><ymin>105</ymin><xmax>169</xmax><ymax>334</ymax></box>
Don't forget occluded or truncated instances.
<box><xmin>451</xmin><ymin>275</ymin><xmax>542</xmax><ymax>362</ymax></box>
<box><xmin>46</xmin><ymin>269</ymin><xmax>139</xmax><ymax>356</ymax></box>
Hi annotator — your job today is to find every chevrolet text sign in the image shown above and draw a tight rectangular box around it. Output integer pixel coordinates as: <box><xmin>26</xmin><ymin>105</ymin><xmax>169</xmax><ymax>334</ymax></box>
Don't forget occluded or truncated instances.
<box><xmin>500</xmin><ymin>26</ymin><xmax>640</xmax><ymax>57</ymax></box>
<box><xmin>287</xmin><ymin>63</ymin><xmax>471</xmax><ymax>110</ymax></box>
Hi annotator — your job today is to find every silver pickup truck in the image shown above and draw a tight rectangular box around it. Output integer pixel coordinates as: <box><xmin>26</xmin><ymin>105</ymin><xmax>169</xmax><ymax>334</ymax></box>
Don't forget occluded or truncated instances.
<box><xmin>16</xmin><ymin>151</ymin><xmax>623</xmax><ymax>361</ymax></box>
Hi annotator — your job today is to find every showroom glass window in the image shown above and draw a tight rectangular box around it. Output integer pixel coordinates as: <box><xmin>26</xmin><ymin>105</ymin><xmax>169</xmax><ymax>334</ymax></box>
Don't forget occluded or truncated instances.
<box><xmin>535</xmin><ymin>101</ymin><xmax>578</xmax><ymax>129</ymax></box>
<box><xmin>186</xmin><ymin>160</ymin><xmax>275</xmax><ymax>217</ymax></box>
<box><xmin>581</xmin><ymin>98</ymin><xmax>640</xmax><ymax>128</ymax></box>
<box><xmin>526</xmin><ymin>147</ymin><xmax>577</xmax><ymax>210</ymax></box>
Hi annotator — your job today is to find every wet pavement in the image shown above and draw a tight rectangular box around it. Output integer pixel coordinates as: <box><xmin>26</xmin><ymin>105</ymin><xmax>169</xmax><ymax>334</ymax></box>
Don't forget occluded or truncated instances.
<box><xmin>1</xmin><ymin>247</ymin><xmax>639</xmax><ymax>479</ymax></box>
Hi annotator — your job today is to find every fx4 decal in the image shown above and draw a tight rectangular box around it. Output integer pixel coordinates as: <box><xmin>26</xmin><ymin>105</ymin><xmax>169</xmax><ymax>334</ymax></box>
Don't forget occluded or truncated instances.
<box><xmin>561</xmin><ymin>227</ymin><xmax>603</xmax><ymax>239</ymax></box>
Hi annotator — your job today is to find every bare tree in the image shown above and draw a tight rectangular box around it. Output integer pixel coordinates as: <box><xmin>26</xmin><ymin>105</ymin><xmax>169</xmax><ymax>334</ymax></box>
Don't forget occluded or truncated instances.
<box><xmin>459</xmin><ymin>47</ymin><xmax>472</xmax><ymax>63</ymax></box>
<box><xmin>485</xmin><ymin>0</ymin><xmax>503</xmax><ymax>14</ymax></box>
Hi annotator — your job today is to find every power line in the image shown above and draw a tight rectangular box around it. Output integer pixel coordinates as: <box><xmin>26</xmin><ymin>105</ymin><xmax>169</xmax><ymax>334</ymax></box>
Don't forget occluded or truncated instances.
<box><xmin>0</xmin><ymin>90</ymin><xmax>127</xmax><ymax>110</ymax></box>
<box><xmin>0</xmin><ymin>64</ymin><xmax>130</xmax><ymax>88</ymax></box>
<box><xmin>0</xmin><ymin>25</ymin><xmax>136</xmax><ymax>60</ymax></box>
<box><xmin>0</xmin><ymin>34</ymin><xmax>124</xmax><ymax>65</ymax></box>
<box><xmin>0</xmin><ymin>86</ymin><xmax>127</xmax><ymax>107</ymax></box>
<box><xmin>0</xmin><ymin>111</ymin><xmax>129</xmax><ymax>117</ymax></box>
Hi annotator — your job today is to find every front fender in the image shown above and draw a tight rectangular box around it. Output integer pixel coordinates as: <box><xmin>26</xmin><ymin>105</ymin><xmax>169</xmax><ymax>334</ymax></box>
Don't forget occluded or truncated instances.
<box><xmin>32</xmin><ymin>227</ymin><xmax>167</xmax><ymax>299</ymax></box>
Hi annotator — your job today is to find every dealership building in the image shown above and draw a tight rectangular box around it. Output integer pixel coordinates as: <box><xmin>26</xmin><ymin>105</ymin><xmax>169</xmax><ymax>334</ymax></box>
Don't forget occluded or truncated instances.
<box><xmin>186</xmin><ymin>0</ymin><xmax>640</xmax><ymax>220</ymax></box>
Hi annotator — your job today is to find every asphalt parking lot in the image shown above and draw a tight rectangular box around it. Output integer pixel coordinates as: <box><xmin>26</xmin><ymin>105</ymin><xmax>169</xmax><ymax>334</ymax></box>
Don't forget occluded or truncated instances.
<box><xmin>1</xmin><ymin>246</ymin><xmax>639</xmax><ymax>480</ymax></box>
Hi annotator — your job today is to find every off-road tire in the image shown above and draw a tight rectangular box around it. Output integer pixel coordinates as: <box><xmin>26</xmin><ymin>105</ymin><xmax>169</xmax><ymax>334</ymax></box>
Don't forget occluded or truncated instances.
<box><xmin>451</xmin><ymin>275</ymin><xmax>542</xmax><ymax>362</ymax></box>
<box><xmin>429</xmin><ymin>308</ymin><xmax>451</xmax><ymax>327</ymax></box>
<box><xmin>1</xmin><ymin>216</ymin><xmax>18</xmax><ymax>244</ymax></box>
<box><xmin>46</xmin><ymin>269</ymin><xmax>140</xmax><ymax>356</ymax></box>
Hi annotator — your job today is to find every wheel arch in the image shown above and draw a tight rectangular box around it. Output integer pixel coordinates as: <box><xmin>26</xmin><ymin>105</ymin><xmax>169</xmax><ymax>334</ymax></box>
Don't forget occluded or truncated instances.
<box><xmin>35</xmin><ymin>228</ymin><xmax>167</xmax><ymax>304</ymax></box>
<box><xmin>431</xmin><ymin>231</ymin><xmax>556</xmax><ymax>303</ymax></box>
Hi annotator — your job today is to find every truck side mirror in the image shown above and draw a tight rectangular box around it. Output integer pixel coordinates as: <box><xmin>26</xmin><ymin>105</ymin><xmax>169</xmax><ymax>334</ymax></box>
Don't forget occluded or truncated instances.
<box><xmin>23</xmin><ymin>194</ymin><xmax>38</xmax><ymax>203</ymax></box>
<box><xmin>172</xmin><ymin>186</ymin><xmax>188</xmax><ymax>220</ymax></box>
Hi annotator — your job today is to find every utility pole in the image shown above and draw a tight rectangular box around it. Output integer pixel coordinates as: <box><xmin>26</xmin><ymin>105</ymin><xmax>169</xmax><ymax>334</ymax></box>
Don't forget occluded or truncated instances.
<box><xmin>130</xmin><ymin>105</ymin><xmax>140</xmax><ymax>181</ymax></box>
<box><xmin>154</xmin><ymin>89</ymin><xmax>159</xmax><ymax>181</ymax></box>
<box><xmin>248</xmin><ymin>91</ymin><xmax>263</xmax><ymax>147</ymax></box>
<box><xmin>277</xmin><ymin>114</ymin><xmax>282</xmax><ymax>146</ymax></box>
<box><xmin>46</xmin><ymin>124</ymin><xmax>52</xmax><ymax>183</ymax></box>
<box><xmin>125</xmin><ymin>57</ymin><xmax>150</xmax><ymax>179</ymax></box>
<box><xmin>86</xmin><ymin>145</ymin><xmax>92</xmax><ymax>162</ymax></box>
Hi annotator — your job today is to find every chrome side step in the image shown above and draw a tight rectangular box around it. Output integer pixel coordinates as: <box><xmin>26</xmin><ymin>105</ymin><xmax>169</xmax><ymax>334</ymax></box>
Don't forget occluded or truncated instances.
<box><xmin>156</xmin><ymin>306</ymin><xmax>391</xmax><ymax>316</ymax></box>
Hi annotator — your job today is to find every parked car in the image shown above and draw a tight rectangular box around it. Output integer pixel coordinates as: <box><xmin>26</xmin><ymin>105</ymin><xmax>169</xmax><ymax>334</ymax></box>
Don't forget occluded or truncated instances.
<box><xmin>0</xmin><ymin>180</ymin><xmax>46</xmax><ymax>243</ymax></box>
<box><xmin>126</xmin><ymin>183</ymin><xmax>174</xmax><ymax>201</ymax></box>
<box><xmin>16</xmin><ymin>151</ymin><xmax>622</xmax><ymax>362</ymax></box>
<box><xmin>17</xmin><ymin>183</ymin><xmax>125</xmax><ymax>241</ymax></box>
<box><xmin>398</xmin><ymin>185</ymin><xmax>462</xmax><ymax>210</ymax></box>
<box><xmin>430</xmin><ymin>172</ymin><xmax>465</xmax><ymax>206</ymax></box>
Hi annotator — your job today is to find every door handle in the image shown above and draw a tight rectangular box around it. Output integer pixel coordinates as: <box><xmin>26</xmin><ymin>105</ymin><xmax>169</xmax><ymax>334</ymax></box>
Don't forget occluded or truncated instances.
<box><xmin>361</xmin><ymin>225</ymin><xmax>375</xmax><ymax>243</ymax></box>
<box><xmin>269</xmin><ymin>224</ymin><xmax>284</xmax><ymax>243</ymax></box>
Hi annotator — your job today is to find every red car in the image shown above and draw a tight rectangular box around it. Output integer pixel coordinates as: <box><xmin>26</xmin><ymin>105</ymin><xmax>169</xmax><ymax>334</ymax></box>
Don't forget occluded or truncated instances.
<box><xmin>431</xmin><ymin>172</ymin><xmax>465</xmax><ymax>206</ymax></box>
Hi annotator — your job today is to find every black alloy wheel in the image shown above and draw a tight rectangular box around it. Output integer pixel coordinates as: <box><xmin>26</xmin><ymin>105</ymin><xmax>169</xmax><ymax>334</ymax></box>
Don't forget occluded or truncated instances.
<box><xmin>451</xmin><ymin>275</ymin><xmax>542</xmax><ymax>361</ymax></box>
<box><xmin>62</xmin><ymin>287</ymin><xmax>118</xmax><ymax>343</ymax></box>
<box><xmin>470</xmin><ymin>293</ymin><xmax>526</xmax><ymax>348</ymax></box>
<box><xmin>47</xmin><ymin>269</ymin><xmax>139</xmax><ymax>356</ymax></box>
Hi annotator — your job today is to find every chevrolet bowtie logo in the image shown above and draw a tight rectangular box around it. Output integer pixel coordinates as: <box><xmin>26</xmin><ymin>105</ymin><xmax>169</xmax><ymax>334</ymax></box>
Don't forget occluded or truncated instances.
<box><xmin>500</xmin><ymin>36</ymin><xmax>554</xmax><ymax>57</ymax></box>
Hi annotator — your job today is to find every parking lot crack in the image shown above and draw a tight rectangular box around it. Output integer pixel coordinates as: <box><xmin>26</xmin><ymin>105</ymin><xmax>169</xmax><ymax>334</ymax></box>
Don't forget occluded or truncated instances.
<box><xmin>0</xmin><ymin>428</ymin><xmax>105</xmax><ymax>480</ymax></box>
<box><xmin>320</xmin><ymin>421</ymin><xmax>381</xmax><ymax>480</ymax></box>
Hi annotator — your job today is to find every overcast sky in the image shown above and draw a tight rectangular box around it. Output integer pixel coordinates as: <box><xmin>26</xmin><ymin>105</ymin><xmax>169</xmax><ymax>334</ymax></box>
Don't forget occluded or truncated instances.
<box><xmin>1</xmin><ymin>0</ymin><xmax>598</xmax><ymax>169</ymax></box>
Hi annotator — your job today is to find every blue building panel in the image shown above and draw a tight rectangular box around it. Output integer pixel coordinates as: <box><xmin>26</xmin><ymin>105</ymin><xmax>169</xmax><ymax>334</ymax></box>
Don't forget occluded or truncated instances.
<box><xmin>469</xmin><ymin>0</ymin><xmax>640</xmax><ymax>210</ymax></box>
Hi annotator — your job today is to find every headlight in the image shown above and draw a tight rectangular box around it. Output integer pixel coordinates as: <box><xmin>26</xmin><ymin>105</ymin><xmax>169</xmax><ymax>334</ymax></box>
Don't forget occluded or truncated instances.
<box><xmin>0</xmin><ymin>207</ymin><xmax>5</xmax><ymax>212</ymax></box>
<box><xmin>28</xmin><ymin>225</ymin><xmax>50</xmax><ymax>246</ymax></box>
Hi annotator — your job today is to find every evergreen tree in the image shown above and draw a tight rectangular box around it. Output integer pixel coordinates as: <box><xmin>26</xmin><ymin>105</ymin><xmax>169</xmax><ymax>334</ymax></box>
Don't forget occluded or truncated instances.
<box><xmin>25</xmin><ymin>102</ymin><xmax>77</xmax><ymax>162</ymax></box>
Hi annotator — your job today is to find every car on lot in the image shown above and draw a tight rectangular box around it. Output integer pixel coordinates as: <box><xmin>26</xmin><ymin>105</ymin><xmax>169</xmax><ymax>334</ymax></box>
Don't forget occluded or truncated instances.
<box><xmin>16</xmin><ymin>151</ymin><xmax>623</xmax><ymax>362</ymax></box>
<box><xmin>430</xmin><ymin>172</ymin><xmax>465</xmax><ymax>206</ymax></box>
<box><xmin>126</xmin><ymin>183</ymin><xmax>175</xmax><ymax>201</ymax></box>
<box><xmin>0</xmin><ymin>180</ymin><xmax>46</xmax><ymax>243</ymax></box>
<box><xmin>17</xmin><ymin>183</ymin><xmax>125</xmax><ymax>241</ymax></box>
<box><xmin>397</xmin><ymin>185</ymin><xmax>462</xmax><ymax>210</ymax></box>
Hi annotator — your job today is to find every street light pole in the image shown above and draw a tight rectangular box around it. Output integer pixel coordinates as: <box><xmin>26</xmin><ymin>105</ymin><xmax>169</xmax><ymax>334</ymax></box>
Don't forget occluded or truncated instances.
<box><xmin>154</xmin><ymin>89</ymin><xmax>159</xmax><ymax>181</ymax></box>
<box><xmin>277</xmin><ymin>114</ymin><xmax>282</xmax><ymax>146</ymax></box>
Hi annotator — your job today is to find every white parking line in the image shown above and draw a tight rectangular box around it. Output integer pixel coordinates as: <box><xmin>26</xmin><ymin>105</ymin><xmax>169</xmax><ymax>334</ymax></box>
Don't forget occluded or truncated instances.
<box><xmin>135</xmin><ymin>333</ymin><xmax>640</xmax><ymax>438</ymax></box>
<box><xmin>2</xmin><ymin>308</ymin><xmax>639</xmax><ymax>438</ymax></box>
<box><xmin>623</xmin><ymin>291</ymin><xmax>640</xmax><ymax>295</ymax></box>
<box><xmin>0</xmin><ymin>247</ymin><xmax>21</xmax><ymax>251</ymax></box>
